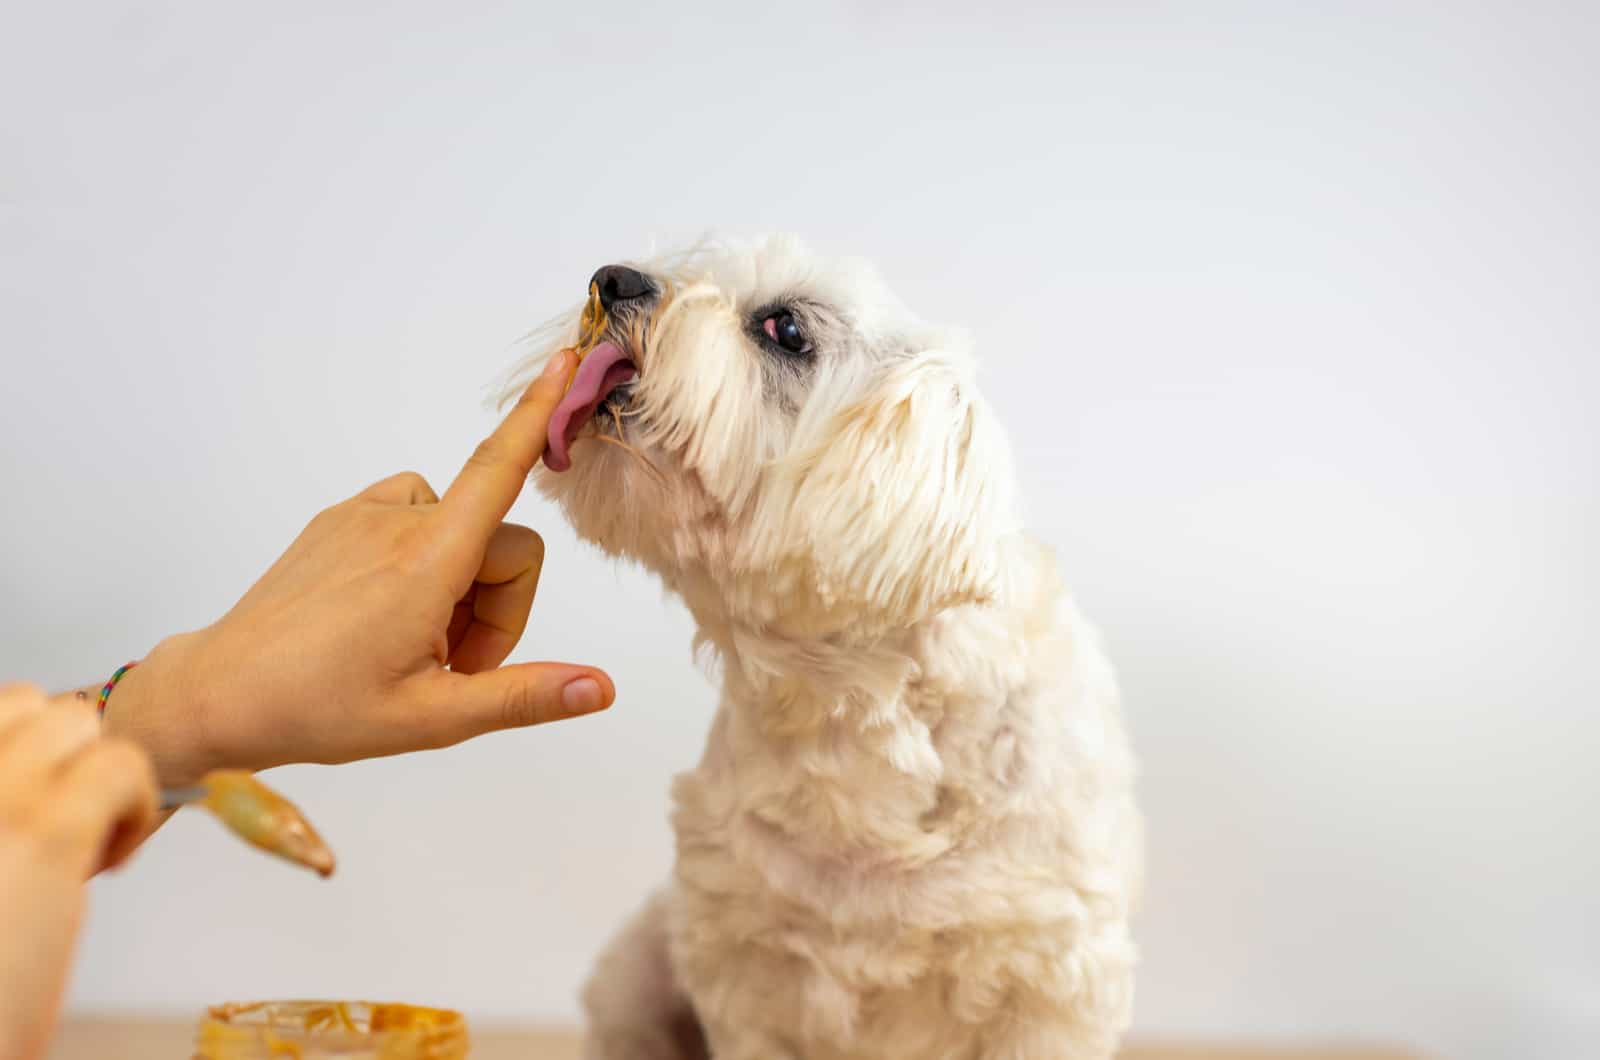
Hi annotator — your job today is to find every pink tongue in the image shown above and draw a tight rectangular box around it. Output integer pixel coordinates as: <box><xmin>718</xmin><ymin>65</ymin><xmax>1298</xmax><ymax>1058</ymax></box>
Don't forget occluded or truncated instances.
<box><xmin>544</xmin><ymin>341</ymin><xmax>637</xmax><ymax>472</ymax></box>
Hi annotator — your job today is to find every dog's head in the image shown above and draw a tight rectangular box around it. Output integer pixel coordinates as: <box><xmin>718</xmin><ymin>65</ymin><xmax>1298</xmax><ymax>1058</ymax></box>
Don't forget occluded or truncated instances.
<box><xmin>505</xmin><ymin>235</ymin><xmax>1018</xmax><ymax>639</ymax></box>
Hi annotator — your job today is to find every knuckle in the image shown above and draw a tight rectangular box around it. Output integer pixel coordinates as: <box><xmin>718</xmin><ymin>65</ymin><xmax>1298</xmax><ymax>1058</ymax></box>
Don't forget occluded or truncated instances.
<box><xmin>468</xmin><ymin>437</ymin><xmax>505</xmax><ymax>469</ymax></box>
<box><xmin>408</xmin><ymin>697</ymin><xmax>464</xmax><ymax>751</ymax></box>
<box><xmin>394</xmin><ymin>471</ymin><xmax>435</xmax><ymax>500</ymax></box>
<box><xmin>499</xmin><ymin>681</ymin><xmax>550</xmax><ymax>731</ymax></box>
<box><xmin>389</xmin><ymin>524</ymin><xmax>435</xmax><ymax>575</ymax></box>
<box><xmin>305</xmin><ymin>504</ymin><xmax>341</xmax><ymax>534</ymax></box>
<box><xmin>469</xmin><ymin>436</ymin><xmax>531</xmax><ymax>478</ymax></box>
<box><xmin>364</xmin><ymin>503</ymin><xmax>405</xmax><ymax>539</ymax></box>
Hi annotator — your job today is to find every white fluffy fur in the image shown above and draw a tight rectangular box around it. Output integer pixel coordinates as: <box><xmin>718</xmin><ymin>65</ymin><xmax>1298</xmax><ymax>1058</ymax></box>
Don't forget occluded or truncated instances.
<box><xmin>503</xmin><ymin>236</ymin><xmax>1141</xmax><ymax>1059</ymax></box>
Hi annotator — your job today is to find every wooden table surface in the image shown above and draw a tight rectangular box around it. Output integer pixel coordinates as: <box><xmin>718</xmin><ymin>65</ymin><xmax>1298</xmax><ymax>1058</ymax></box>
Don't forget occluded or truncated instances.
<box><xmin>50</xmin><ymin>1019</ymin><xmax>1423</xmax><ymax>1059</ymax></box>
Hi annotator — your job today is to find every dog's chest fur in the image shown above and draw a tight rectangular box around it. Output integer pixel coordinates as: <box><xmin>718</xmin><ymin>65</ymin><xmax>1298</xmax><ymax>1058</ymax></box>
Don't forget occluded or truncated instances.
<box><xmin>665</xmin><ymin>540</ymin><xmax>1140</xmax><ymax>1060</ymax></box>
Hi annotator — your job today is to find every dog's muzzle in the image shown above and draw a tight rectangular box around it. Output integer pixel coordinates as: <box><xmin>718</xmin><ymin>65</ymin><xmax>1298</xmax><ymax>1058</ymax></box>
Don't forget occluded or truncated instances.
<box><xmin>542</xmin><ymin>265</ymin><xmax>655</xmax><ymax>472</ymax></box>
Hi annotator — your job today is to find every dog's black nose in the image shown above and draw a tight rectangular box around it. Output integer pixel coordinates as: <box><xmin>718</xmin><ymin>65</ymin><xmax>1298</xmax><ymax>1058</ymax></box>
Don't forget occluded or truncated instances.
<box><xmin>590</xmin><ymin>264</ymin><xmax>653</xmax><ymax>310</ymax></box>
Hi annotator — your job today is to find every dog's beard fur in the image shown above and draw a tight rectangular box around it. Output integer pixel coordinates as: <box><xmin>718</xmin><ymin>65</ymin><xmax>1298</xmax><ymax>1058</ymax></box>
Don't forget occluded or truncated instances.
<box><xmin>498</xmin><ymin>235</ymin><xmax>1139</xmax><ymax>1060</ymax></box>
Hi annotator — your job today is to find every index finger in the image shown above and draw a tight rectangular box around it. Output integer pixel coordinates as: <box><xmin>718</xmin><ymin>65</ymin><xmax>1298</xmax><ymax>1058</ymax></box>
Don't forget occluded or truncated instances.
<box><xmin>439</xmin><ymin>349</ymin><xmax>575</xmax><ymax>543</ymax></box>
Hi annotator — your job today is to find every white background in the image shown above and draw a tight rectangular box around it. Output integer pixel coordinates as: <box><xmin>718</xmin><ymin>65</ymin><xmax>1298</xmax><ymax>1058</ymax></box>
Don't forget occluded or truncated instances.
<box><xmin>2</xmin><ymin>3</ymin><xmax>1595</xmax><ymax>1058</ymax></box>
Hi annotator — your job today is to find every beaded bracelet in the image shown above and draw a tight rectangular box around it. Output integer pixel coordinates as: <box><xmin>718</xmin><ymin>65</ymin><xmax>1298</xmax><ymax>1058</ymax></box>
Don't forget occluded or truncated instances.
<box><xmin>97</xmin><ymin>661</ymin><xmax>140</xmax><ymax>718</ymax></box>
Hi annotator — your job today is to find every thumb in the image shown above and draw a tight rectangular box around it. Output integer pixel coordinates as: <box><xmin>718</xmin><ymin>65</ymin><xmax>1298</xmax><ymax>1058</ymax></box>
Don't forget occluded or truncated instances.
<box><xmin>412</xmin><ymin>663</ymin><xmax>614</xmax><ymax>748</ymax></box>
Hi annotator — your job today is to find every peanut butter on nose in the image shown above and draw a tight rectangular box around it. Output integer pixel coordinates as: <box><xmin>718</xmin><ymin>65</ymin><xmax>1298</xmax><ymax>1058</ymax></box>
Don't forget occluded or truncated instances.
<box><xmin>575</xmin><ymin>281</ymin><xmax>609</xmax><ymax>356</ymax></box>
<box><xmin>555</xmin><ymin>280</ymin><xmax>611</xmax><ymax>392</ymax></box>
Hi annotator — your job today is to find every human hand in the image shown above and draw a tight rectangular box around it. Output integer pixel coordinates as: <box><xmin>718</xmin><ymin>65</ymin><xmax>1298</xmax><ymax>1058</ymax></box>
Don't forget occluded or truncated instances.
<box><xmin>105</xmin><ymin>348</ymin><xmax>609</xmax><ymax>785</ymax></box>
<box><xmin>0</xmin><ymin>683</ymin><xmax>158</xmax><ymax>1060</ymax></box>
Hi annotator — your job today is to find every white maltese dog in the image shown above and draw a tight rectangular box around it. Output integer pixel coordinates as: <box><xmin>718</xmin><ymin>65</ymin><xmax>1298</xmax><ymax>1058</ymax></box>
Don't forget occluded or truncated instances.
<box><xmin>503</xmin><ymin>235</ymin><xmax>1141</xmax><ymax>1060</ymax></box>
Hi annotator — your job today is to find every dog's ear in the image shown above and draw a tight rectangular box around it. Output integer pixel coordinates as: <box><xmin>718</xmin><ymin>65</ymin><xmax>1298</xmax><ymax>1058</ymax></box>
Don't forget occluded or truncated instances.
<box><xmin>768</xmin><ymin>349</ymin><xmax>1018</xmax><ymax>632</ymax></box>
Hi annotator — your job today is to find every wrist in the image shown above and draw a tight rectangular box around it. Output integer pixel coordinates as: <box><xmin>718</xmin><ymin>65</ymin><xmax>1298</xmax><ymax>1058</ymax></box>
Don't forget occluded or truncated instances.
<box><xmin>99</xmin><ymin>631</ymin><xmax>220</xmax><ymax>787</ymax></box>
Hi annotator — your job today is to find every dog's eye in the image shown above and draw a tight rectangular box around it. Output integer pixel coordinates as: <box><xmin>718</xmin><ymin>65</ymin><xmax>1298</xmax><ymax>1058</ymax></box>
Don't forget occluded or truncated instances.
<box><xmin>761</xmin><ymin>312</ymin><xmax>811</xmax><ymax>356</ymax></box>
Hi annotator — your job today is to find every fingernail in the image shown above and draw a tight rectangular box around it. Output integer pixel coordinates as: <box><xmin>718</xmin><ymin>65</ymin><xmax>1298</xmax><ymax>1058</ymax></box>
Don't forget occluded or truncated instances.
<box><xmin>541</xmin><ymin>348</ymin><xmax>572</xmax><ymax>380</ymax></box>
<box><xmin>561</xmin><ymin>677</ymin><xmax>606</xmax><ymax>715</ymax></box>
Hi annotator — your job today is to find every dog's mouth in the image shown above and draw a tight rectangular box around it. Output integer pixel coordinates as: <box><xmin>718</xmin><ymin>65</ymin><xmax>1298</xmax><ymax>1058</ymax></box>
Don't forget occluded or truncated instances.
<box><xmin>544</xmin><ymin>340</ymin><xmax>637</xmax><ymax>472</ymax></box>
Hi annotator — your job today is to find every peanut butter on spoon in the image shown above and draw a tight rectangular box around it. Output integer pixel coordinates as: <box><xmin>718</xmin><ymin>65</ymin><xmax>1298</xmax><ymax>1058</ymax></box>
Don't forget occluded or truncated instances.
<box><xmin>181</xmin><ymin>770</ymin><xmax>336</xmax><ymax>877</ymax></box>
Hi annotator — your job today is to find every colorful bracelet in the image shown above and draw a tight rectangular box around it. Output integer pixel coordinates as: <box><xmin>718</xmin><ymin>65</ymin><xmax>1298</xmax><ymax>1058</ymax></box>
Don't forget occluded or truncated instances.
<box><xmin>97</xmin><ymin>661</ymin><xmax>140</xmax><ymax>718</ymax></box>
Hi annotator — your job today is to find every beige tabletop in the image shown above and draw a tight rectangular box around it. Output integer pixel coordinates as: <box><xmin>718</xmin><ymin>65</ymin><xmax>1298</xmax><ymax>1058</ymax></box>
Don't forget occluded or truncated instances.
<box><xmin>50</xmin><ymin>1019</ymin><xmax>1423</xmax><ymax>1059</ymax></box>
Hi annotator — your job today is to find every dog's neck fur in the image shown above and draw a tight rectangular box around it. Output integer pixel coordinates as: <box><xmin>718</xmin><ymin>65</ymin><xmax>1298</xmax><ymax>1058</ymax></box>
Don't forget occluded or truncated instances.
<box><xmin>667</xmin><ymin>537</ymin><xmax>1063</xmax><ymax>871</ymax></box>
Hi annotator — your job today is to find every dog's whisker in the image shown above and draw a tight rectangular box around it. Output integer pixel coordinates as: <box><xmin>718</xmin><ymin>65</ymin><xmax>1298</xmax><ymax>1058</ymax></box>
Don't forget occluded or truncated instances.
<box><xmin>585</xmin><ymin>405</ymin><xmax>668</xmax><ymax>488</ymax></box>
<box><xmin>590</xmin><ymin>433</ymin><xmax>667</xmax><ymax>487</ymax></box>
